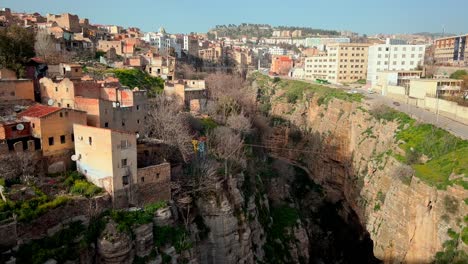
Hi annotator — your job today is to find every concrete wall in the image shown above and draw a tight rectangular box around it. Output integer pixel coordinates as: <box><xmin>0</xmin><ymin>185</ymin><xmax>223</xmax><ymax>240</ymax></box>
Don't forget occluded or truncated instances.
<box><xmin>137</xmin><ymin>163</ymin><xmax>171</xmax><ymax>205</ymax></box>
<box><xmin>0</xmin><ymin>80</ymin><xmax>35</xmax><ymax>101</ymax></box>
<box><xmin>24</xmin><ymin>109</ymin><xmax>87</xmax><ymax>156</ymax></box>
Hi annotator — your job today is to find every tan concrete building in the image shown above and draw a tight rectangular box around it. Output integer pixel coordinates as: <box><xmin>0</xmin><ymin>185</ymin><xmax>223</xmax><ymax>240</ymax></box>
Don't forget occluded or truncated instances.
<box><xmin>18</xmin><ymin>105</ymin><xmax>87</xmax><ymax>157</ymax></box>
<box><xmin>144</xmin><ymin>52</ymin><xmax>176</xmax><ymax>81</ymax></box>
<box><xmin>304</xmin><ymin>43</ymin><xmax>370</xmax><ymax>83</ymax></box>
<box><xmin>374</xmin><ymin>71</ymin><xmax>422</xmax><ymax>96</ymax></box>
<box><xmin>434</xmin><ymin>34</ymin><xmax>467</xmax><ymax>66</ymax></box>
<box><xmin>73</xmin><ymin>124</ymin><xmax>138</xmax><ymax>207</ymax></box>
<box><xmin>164</xmin><ymin>79</ymin><xmax>206</xmax><ymax>109</ymax></box>
<box><xmin>409</xmin><ymin>79</ymin><xmax>462</xmax><ymax>99</ymax></box>
<box><xmin>74</xmin><ymin>124</ymin><xmax>171</xmax><ymax>207</ymax></box>
<box><xmin>39</xmin><ymin>77</ymin><xmax>148</xmax><ymax>135</ymax></box>
<box><xmin>46</xmin><ymin>13</ymin><xmax>81</xmax><ymax>33</ymax></box>
<box><xmin>98</xmin><ymin>40</ymin><xmax>124</xmax><ymax>56</ymax></box>
<box><xmin>0</xmin><ymin>78</ymin><xmax>35</xmax><ymax>101</ymax></box>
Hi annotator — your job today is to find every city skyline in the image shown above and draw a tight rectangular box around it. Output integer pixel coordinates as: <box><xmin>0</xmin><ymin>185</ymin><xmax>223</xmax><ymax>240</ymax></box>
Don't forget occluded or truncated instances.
<box><xmin>4</xmin><ymin>0</ymin><xmax>468</xmax><ymax>35</ymax></box>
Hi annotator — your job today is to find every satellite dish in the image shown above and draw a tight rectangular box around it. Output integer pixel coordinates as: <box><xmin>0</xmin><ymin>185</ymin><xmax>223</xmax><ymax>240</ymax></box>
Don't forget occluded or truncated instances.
<box><xmin>136</xmin><ymin>133</ymin><xmax>140</xmax><ymax>139</ymax></box>
<box><xmin>47</xmin><ymin>99</ymin><xmax>55</xmax><ymax>106</ymax></box>
<box><xmin>13</xmin><ymin>105</ymin><xmax>22</xmax><ymax>112</ymax></box>
<box><xmin>71</xmin><ymin>154</ymin><xmax>81</xmax><ymax>161</ymax></box>
<box><xmin>16</xmin><ymin>123</ymin><xmax>25</xmax><ymax>131</ymax></box>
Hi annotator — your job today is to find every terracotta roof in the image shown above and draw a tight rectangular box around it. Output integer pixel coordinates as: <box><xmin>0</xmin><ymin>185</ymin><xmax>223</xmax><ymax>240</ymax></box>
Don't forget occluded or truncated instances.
<box><xmin>18</xmin><ymin>104</ymin><xmax>61</xmax><ymax>118</ymax></box>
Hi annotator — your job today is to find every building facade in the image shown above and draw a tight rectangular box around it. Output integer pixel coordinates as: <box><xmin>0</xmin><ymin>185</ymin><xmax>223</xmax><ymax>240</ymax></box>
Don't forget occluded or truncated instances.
<box><xmin>305</xmin><ymin>43</ymin><xmax>370</xmax><ymax>83</ymax></box>
<box><xmin>434</xmin><ymin>34</ymin><xmax>468</xmax><ymax>66</ymax></box>
<box><xmin>367</xmin><ymin>40</ymin><xmax>426</xmax><ymax>86</ymax></box>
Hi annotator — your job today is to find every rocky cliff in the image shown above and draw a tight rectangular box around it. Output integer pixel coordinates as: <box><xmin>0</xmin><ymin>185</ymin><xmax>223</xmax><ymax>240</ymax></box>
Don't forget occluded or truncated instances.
<box><xmin>261</xmin><ymin>80</ymin><xmax>468</xmax><ymax>263</ymax></box>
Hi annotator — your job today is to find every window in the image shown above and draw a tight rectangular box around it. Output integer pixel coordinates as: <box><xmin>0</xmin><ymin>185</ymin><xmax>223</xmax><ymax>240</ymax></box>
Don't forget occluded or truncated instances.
<box><xmin>48</xmin><ymin>137</ymin><xmax>54</xmax><ymax>146</ymax></box>
<box><xmin>67</xmin><ymin>104</ymin><xmax>70</xmax><ymax>108</ymax></box>
<box><xmin>137</xmin><ymin>119</ymin><xmax>140</xmax><ymax>124</ymax></box>
<box><xmin>55</xmin><ymin>87</ymin><xmax>58</xmax><ymax>92</ymax></box>
<box><xmin>122</xmin><ymin>122</ymin><xmax>125</xmax><ymax>127</ymax></box>
<box><xmin>136</xmin><ymin>105</ymin><xmax>140</xmax><ymax>110</ymax></box>
<box><xmin>10</xmin><ymin>91</ymin><xmax>15</xmax><ymax>96</ymax></box>
<box><xmin>88</xmin><ymin>136</ymin><xmax>92</xmax><ymax>145</ymax></box>
<box><xmin>71</xmin><ymin>133</ymin><xmax>74</xmax><ymax>142</ymax></box>
<box><xmin>121</xmin><ymin>158</ymin><xmax>128</xmax><ymax>167</ymax></box>
<box><xmin>104</xmin><ymin>122</ymin><xmax>109</xmax><ymax>128</ymax></box>
<box><xmin>156</xmin><ymin>173</ymin><xmax>160</xmax><ymax>179</ymax></box>
<box><xmin>122</xmin><ymin>175</ymin><xmax>129</xmax><ymax>185</ymax></box>
<box><xmin>58</xmin><ymin>103</ymin><xmax>61</xmax><ymax>107</ymax></box>
<box><xmin>60</xmin><ymin>135</ymin><xmax>66</xmax><ymax>144</ymax></box>
<box><xmin>121</xmin><ymin>140</ymin><xmax>129</xmax><ymax>149</ymax></box>
<box><xmin>32</xmin><ymin>123</ymin><xmax>35</xmax><ymax>128</ymax></box>
<box><xmin>141</xmin><ymin>177</ymin><xmax>145</xmax><ymax>183</ymax></box>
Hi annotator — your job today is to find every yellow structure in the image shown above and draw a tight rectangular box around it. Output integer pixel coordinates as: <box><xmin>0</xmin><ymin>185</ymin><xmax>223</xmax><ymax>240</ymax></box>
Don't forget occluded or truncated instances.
<box><xmin>73</xmin><ymin>124</ymin><xmax>138</xmax><ymax>207</ymax></box>
<box><xmin>375</xmin><ymin>71</ymin><xmax>422</xmax><ymax>96</ymax></box>
<box><xmin>409</xmin><ymin>79</ymin><xmax>462</xmax><ymax>99</ymax></box>
<box><xmin>19</xmin><ymin>105</ymin><xmax>87</xmax><ymax>156</ymax></box>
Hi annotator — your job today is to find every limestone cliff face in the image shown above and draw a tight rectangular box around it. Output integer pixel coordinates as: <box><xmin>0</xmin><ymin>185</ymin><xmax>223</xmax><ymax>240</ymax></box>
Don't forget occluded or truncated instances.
<box><xmin>269</xmin><ymin>96</ymin><xmax>468</xmax><ymax>263</ymax></box>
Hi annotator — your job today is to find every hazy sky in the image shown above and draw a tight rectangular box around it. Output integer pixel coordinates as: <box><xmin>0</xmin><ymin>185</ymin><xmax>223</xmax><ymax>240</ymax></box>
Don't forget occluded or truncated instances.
<box><xmin>4</xmin><ymin>0</ymin><xmax>468</xmax><ymax>35</ymax></box>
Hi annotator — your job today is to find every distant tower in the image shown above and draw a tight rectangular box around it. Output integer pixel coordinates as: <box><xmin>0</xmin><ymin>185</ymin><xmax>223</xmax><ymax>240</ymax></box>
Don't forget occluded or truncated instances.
<box><xmin>159</xmin><ymin>26</ymin><xmax>166</xmax><ymax>35</ymax></box>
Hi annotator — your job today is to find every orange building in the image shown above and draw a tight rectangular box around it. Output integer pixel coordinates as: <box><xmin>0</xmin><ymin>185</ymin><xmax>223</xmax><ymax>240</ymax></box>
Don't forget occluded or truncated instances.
<box><xmin>270</xmin><ymin>56</ymin><xmax>294</xmax><ymax>76</ymax></box>
<box><xmin>18</xmin><ymin>105</ymin><xmax>87</xmax><ymax>156</ymax></box>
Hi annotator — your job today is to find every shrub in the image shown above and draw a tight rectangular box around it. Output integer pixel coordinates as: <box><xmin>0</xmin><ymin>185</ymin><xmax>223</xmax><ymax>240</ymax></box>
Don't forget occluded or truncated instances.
<box><xmin>273</xmin><ymin>77</ymin><xmax>281</xmax><ymax>83</ymax></box>
<box><xmin>393</xmin><ymin>165</ymin><xmax>414</xmax><ymax>185</ymax></box>
<box><xmin>108</xmin><ymin>69</ymin><xmax>164</xmax><ymax>97</ymax></box>
<box><xmin>450</xmin><ymin>70</ymin><xmax>468</xmax><ymax>80</ymax></box>
<box><xmin>70</xmin><ymin>180</ymin><xmax>102</xmax><ymax>198</ymax></box>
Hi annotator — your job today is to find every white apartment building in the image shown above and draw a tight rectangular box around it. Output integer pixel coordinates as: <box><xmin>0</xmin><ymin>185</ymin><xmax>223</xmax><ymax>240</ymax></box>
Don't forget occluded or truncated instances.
<box><xmin>269</xmin><ymin>46</ymin><xmax>287</xmax><ymax>56</ymax></box>
<box><xmin>142</xmin><ymin>28</ymin><xmax>182</xmax><ymax>58</ymax></box>
<box><xmin>367</xmin><ymin>39</ymin><xmax>425</xmax><ymax>87</ymax></box>
<box><xmin>305</xmin><ymin>37</ymin><xmax>350</xmax><ymax>48</ymax></box>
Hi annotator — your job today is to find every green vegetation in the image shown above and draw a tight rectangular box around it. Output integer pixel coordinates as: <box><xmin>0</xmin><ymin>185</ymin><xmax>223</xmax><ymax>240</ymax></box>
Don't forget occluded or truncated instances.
<box><xmin>369</xmin><ymin>105</ymin><xmax>468</xmax><ymax>189</ymax></box>
<box><xmin>16</xmin><ymin>221</ymin><xmax>86</xmax><ymax>264</ymax></box>
<box><xmin>357</xmin><ymin>79</ymin><xmax>367</xmax><ymax>85</ymax></box>
<box><xmin>0</xmin><ymin>25</ymin><xmax>35</xmax><ymax>77</ymax></box>
<box><xmin>200</xmin><ymin>117</ymin><xmax>218</xmax><ymax>133</ymax></box>
<box><xmin>263</xmin><ymin>204</ymin><xmax>300</xmax><ymax>263</ymax></box>
<box><xmin>95</xmin><ymin>50</ymin><xmax>106</xmax><ymax>59</ymax></box>
<box><xmin>450</xmin><ymin>70</ymin><xmax>468</xmax><ymax>80</ymax></box>
<box><xmin>434</xmin><ymin>229</ymin><xmax>468</xmax><ymax>264</ymax></box>
<box><xmin>153</xmin><ymin>225</ymin><xmax>192</xmax><ymax>253</ymax></box>
<box><xmin>110</xmin><ymin>201</ymin><xmax>167</xmax><ymax>233</ymax></box>
<box><xmin>108</xmin><ymin>68</ymin><xmax>164</xmax><ymax>97</ymax></box>
<box><xmin>64</xmin><ymin>171</ymin><xmax>103</xmax><ymax>198</ymax></box>
<box><xmin>0</xmin><ymin>189</ymin><xmax>69</xmax><ymax>222</ymax></box>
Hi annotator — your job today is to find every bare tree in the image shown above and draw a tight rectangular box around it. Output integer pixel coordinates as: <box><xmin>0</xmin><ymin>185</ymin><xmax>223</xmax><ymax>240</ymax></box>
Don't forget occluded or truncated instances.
<box><xmin>35</xmin><ymin>30</ymin><xmax>72</xmax><ymax>64</ymax></box>
<box><xmin>205</xmin><ymin>72</ymin><xmax>257</xmax><ymax>122</ymax></box>
<box><xmin>207</xmin><ymin>126</ymin><xmax>245</xmax><ymax>178</ymax></box>
<box><xmin>145</xmin><ymin>95</ymin><xmax>194</xmax><ymax>162</ymax></box>
<box><xmin>226</xmin><ymin>112</ymin><xmax>252</xmax><ymax>136</ymax></box>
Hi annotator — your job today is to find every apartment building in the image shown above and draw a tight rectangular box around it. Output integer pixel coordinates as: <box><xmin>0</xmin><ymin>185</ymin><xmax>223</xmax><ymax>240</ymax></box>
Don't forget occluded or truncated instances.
<box><xmin>73</xmin><ymin>124</ymin><xmax>171</xmax><ymax>207</ymax></box>
<box><xmin>305</xmin><ymin>43</ymin><xmax>370</xmax><ymax>83</ymax></box>
<box><xmin>434</xmin><ymin>34</ymin><xmax>468</xmax><ymax>66</ymax></box>
<box><xmin>73</xmin><ymin>124</ymin><xmax>138</xmax><ymax>207</ymax></box>
<box><xmin>97</xmin><ymin>40</ymin><xmax>124</xmax><ymax>56</ymax></box>
<box><xmin>367</xmin><ymin>39</ymin><xmax>426</xmax><ymax>86</ymax></box>
<box><xmin>270</xmin><ymin>56</ymin><xmax>294</xmax><ymax>76</ymax></box>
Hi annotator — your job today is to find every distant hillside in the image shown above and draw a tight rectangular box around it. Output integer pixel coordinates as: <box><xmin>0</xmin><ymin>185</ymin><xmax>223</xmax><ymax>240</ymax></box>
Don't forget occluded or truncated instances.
<box><xmin>208</xmin><ymin>24</ymin><xmax>339</xmax><ymax>39</ymax></box>
<box><xmin>413</xmin><ymin>32</ymin><xmax>457</xmax><ymax>38</ymax></box>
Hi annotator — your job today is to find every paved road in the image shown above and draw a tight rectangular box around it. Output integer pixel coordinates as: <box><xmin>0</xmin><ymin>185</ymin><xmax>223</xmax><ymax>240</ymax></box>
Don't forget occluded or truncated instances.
<box><xmin>358</xmin><ymin>89</ymin><xmax>468</xmax><ymax>140</ymax></box>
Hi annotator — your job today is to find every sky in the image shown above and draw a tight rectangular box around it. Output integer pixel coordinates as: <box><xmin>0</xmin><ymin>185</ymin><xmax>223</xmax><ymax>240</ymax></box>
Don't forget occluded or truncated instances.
<box><xmin>4</xmin><ymin>0</ymin><xmax>468</xmax><ymax>35</ymax></box>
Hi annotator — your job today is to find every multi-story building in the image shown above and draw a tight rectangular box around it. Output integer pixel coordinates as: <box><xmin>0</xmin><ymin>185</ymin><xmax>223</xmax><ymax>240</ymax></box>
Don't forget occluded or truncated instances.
<box><xmin>46</xmin><ymin>13</ymin><xmax>81</xmax><ymax>33</ymax></box>
<box><xmin>305</xmin><ymin>43</ymin><xmax>370</xmax><ymax>83</ymax></box>
<box><xmin>269</xmin><ymin>46</ymin><xmax>287</xmax><ymax>56</ymax></box>
<box><xmin>142</xmin><ymin>28</ymin><xmax>182</xmax><ymax>58</ymax></box>
<box><xmin>270</xmin><ymin>56</ymin><xmax>294</xmax><ymax>76</ymax></box>
<box><xmin>73</xmin><ymin>124</ymin><xmax>138</xmax><ymax>207</ymax></box>
<box><xmin>367</xmin><ymin>39</ymin><xmax>426</xmax><ymax>86</ymax></box>
<box><xmin>305</xmin><ymin>37</ymin><xmax>350</xmax><ymax>49</ymax></box>
<box><xmin>73</xmin><ymin>124</ymin><xmax>171</xmax><ymax>207</ymax></box>
<box><xmin>98</xmin><ymin>40</ymin><xmax>124</xmax><ymax>56</ymax></box>
<box><xmin>18</xmin><ymin>104</ymin><xmax>87</xmax><ymax>157</ymax></box>
<box><xmin>198</xmin><ymin>45</ymin><xmax>224</xmax><ymax>64</ymax></box>
<box><xmin>144</xmin><ymin>51</ymin><xmax>176</xmax><ymax>81</ymax></box>
<box><xmin>434</xmin><ymin>34</ymin><xmax>468</xmax><ymax>66</ymax></box>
